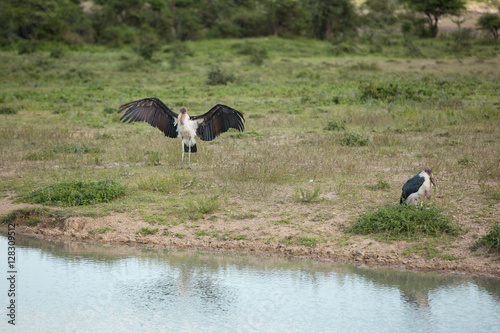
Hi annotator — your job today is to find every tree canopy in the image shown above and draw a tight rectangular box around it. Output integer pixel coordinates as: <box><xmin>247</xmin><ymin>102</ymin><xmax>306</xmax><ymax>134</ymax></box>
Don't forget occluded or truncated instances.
<box><xmin>400</xmin><ymin>0</ymin><xmax>467</xmax><ymax>37</ymax></box>
<box><xmin>477</xmin><ymin>13</ymin><xmax>500</xmax><ymax>42</ymax></box>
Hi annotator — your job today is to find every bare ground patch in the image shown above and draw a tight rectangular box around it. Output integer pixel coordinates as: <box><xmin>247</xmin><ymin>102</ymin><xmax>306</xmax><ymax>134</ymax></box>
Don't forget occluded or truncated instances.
<box><xmin>2</xmin><ymin>193</ymin><xmax>499</xmax><ymax>278</ymax></box>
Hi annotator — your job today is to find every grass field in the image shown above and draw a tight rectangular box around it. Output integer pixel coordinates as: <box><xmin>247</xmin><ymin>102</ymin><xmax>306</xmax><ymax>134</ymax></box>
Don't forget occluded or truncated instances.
<box><xmin>0</xmin><ymin>36</ymin><xmax>499</xmax><ymax>273</ymax></box>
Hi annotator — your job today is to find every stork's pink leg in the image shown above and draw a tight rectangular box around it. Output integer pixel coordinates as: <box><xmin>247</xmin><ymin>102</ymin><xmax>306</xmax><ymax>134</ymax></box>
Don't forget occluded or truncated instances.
<box><xmin>180</xmin><ymin>140</ymin><xmax>184</xmax><ymax>169</ymax></box>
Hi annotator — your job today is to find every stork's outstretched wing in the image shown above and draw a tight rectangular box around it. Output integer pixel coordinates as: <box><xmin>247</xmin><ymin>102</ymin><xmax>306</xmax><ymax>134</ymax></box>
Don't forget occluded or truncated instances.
<box><xmin>118</xmin><ymin>98</ymin><xmax>178</xmax><ymax>138</ymax></box>
<box><xmin>191</xmin><ymin>104</ymin><xmax>245</xmax><ymax>141</ymax></box>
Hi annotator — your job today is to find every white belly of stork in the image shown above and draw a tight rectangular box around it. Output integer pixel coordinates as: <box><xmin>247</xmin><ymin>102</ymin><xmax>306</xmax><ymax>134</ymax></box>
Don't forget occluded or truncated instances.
<box><xmin>178</xmin><ymin>117</ymin><xmax>198</xmax><ymax>169</ymax></box>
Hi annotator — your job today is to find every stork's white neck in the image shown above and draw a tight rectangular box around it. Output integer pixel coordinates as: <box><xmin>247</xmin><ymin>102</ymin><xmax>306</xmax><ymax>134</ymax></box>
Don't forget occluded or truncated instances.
<box><xmin>180</xmin><ymin>112</ymin><xmax>189</xmax><ymax>125</ymax></box>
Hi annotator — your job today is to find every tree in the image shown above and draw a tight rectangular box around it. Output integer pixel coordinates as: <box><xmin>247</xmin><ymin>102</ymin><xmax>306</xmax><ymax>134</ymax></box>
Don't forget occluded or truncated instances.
<box><xmin>361</xmin><ymin>0</ymin><xmax>400</xmax><ymax>28</ymax></box>
<box><xmin>401</xmin><ymin>0</ymin><xmax>466</xmax><ymax>37</ymax></box>
<box><xmin>307</xmin><ymin>0</ymin><xmax>358</xmax><ymax>41</ymax></box>
<box><xmin>1</xmin><ymin>0</ymin><xmax>92</xmax><ymax>42</ymax></box>
<box><xmin>264</xmin><ymin>0</ymin><xmax>307</xmax><ymax>37</ymax></box>
<box><xmin>477</xmin><ymin>13</ymin><xmax>500</xmax><ymax>42</ymax></box>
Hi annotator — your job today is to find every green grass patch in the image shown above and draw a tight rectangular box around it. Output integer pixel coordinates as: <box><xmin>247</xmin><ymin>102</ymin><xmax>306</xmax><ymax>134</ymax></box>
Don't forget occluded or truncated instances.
<box><xmin>192</xmin><ymin>195</ymin><xmax>222</xmax><ymax>215</ymax></box>
<box><xmin>137</xmin><ymin>227</ymin><xmax>159</xmax><ymax>236</ymax></box>
<box><xmin>233</xmin><ymin>213</ymin><xmax>257</xmax><ymax>220</ymax></box>
<box><xmin>0</xmin><ymin>106</ymin><xmax>17</xmax><ymax>115</ymax></box>
<box><xmin>324</xmin><ymin>120</ymin><xmax>346</xmax><ymax>131</ymax></box>
<box><xmin>472</xmin><ymin>222</ymin><xmax>500</xmax><ymax>253</ymax></box>
<box><xmin>96</xmin><ymin>227</ymin><xmax>114</xmax><ymax>234</ymax></box>
<box><xmin>338</xmin><ymin>133</ymin><xmax>369</xmax><ymax>147</ymax></box>
<box><xmin>347</xmin><ymin>205</ymin><xmax>460</xmax><ymax>240</ymax></box>
<box><xmin>18</xmin><ymin>180</ymin><xmax>126</xmax><ymax>206</ymax></box>
<box><xmin>195</xmin><ymin>230</ymin><xmax>211</xmax><ymax>237</ymax></box>
<box><xmin>137</xmin><ymin>173</ymin><xmax>188</xmax><ymax>193</ymax></box>
<box><xmin>282</xmin><ymin>235</ymin><xmax>321</xmax><ymax>247</ymax></box>
<box><xmin>402</xmin><ymin>238</ymin><xmax>463</xmax><ymax>260</ymax></box>
<box><xmin>273</xmin><ymin>218</ymin><xmax>292</xmax><ymax>225</ymax></box>
<box><xmin>480</xmin><ymin>183</ymin><xmax>500</xmax><ymax>202</ymax></box>
<box><xmin>220</xmin><ymin>232</ymin><xmax>248</xmax><ymax>241</ymax></box>
<box><xmin>367</xmin><ymin>177</ymin><xmax>390</xmax><ymax>191</ymax></box>
<box><xmin>0</xmin><ymin>207</ymin><xmax>68</xmax><ymax>227</ymax></box>
<box><xmin>24</xmin><ymin>144</ymin><xmax>104</xmax><ymax>160</ymax></box>
<box><xmin>293</xmin><ymin>186</ymin><xmax>321</xmax><ymax>203</ymax></box>
<box><xmin>0</xmin><ymin>207</ymin><xmax>49</xmax><ymax>226</ymax></box>
<box><xmin>207</xmin><ymin>66</ymin><xmax>235</xmax><ymax>85</ymax></box>
<box><xmin>145</xmin><ymin>150</ymin><xmax>162</xmax><ymax>166</ymax></box>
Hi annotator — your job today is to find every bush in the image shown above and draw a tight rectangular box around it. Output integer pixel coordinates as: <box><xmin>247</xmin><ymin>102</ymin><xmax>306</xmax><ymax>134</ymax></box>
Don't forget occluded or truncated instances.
<box><xmin>359</xmin><ymin>82</ymin><xmax>399</xmax><ymax>101</ymax></box>
<box><xmin>207</xmin><ymin>67</ymin><xmax>235</xmax><ymax>85</ymax></box>
<box><xmin>17</xmin><ymin>41</ymin><xmax>39</xmax><ymax>54</ymax></box>
<box><xmin>472</xmin><ymin>222</ymin><xmax>500</xmax><ymax>252</ymax></box>
<box><xmin>477</xmin><ymin>13</ymin><xmax>500</xmax><ymax>42</ymax></box>
<box><xmin>50</xmin><ymin>45</ymin><xmax>65</xmax><ymax>58</ymax></box>
<box><xmin>235</xmin><ymin>42</ymin><xmax>269</xmax><ymax>65</ymax></box>
<box><xmin>99</xmin><ymin>25</ymin><xmax>138</xmax><ymax>47</ymax></box>
<box><xmin>135</xmin><ymin>37</ymin><xmax>161</xmax><ymax>60</ymax></box>
<box><xmin>338</xmin><ymin>133</ymin><xmax>369</xmax><ymax>146</ymax></box>
<box><xmin>18</xmin><ymin>180</ymin><xmax>126</xmax><ymax>206</ymax></box>
<box><xmin>0</xmin><ymin>106</ymin><xmax>17</xmax><ymax>115</ymax></box>
<box><xmin>324</xmin><ymin>120</ymin><xmax>345</xmax><ymax>131</ymax></box>
<box><xmin>347</xmin><ymin>205</ymin><xmax>460</xmax><ymax>240</ymax></box>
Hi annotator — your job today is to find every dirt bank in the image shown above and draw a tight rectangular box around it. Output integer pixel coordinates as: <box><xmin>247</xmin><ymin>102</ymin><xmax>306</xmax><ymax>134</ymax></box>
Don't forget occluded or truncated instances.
<box><xmin>1</xmin><ymin>195</ymin><xmax>499</xmax><ymax>278</ymax></box>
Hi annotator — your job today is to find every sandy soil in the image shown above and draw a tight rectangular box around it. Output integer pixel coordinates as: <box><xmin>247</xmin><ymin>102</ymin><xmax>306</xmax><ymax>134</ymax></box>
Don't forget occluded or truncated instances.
<box><xmin>1</xmin><ymin>193</ymin><xmax>499</xmax><ymax>279</ymax></box>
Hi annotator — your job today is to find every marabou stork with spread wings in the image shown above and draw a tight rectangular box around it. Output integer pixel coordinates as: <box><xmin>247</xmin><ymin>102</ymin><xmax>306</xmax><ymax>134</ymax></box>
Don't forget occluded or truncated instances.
<box><xmin>400</xmin><ymin>168</ymin><xmax>437</xmax><ymax>205</ymax></box>
<box><xmin>118</xmin><ymin>98</ymin><xmax>245</xmax><ymax>169</ymax></box>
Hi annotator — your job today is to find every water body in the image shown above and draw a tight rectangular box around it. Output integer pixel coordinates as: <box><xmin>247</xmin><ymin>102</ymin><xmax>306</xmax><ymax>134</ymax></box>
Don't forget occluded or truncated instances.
<box><xmin>1</xmin><ymin>234</ymin><xmax>500</xmax><ymax>333</ymax></box>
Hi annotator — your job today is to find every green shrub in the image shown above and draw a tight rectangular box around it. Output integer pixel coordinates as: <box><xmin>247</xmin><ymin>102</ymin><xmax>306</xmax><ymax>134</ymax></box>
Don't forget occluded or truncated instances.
<box><xmin>330</xmin><ymin>42</ymin><xmax>357</xmax><ymax>56</ymax></box>
<box><xmin>207</xmin><ymin>67</ymin><xmax>235</xmax><ymax>85</ymax></box>
<box><xmin>324</xmin><ymin>120</ymin><xmax>345</xmax><ymax>131</ymax></box>
<box><xmin>18</xmin><ymin>180</ymin><xmax>126</xmax><ymax>206</ymax></box>
<box><xmin>0</xmin><ymin>207</ymin><xmax>49</xmax><ymax>226</ymax></box>
<box><xmin>347</xmin><ymin>205</ymin><xmax>460</xmax><ymax>240</ymax></box>
<box><xmin>338</xmin><ymin>133</ymin><xmax>369</xmax><ymax>146</ymax></box>
<box><xmin>135</xmin><ymin>38</ymin><xmax>161</xmax><ymax>60</ymax></box>
<box><xmin>472</xmin><ymin>222</ymin><xmax>500</xmax><ymax>252</ymax></box>
<box><xmin>50</xmin><ymin>45</ymin><xmax>65</xmax><ymax>59</ymax></box>
<box><xmin>233</xmin><ymin>41</ymin><xmax>269</xmax><ymax>65</ymax></box>
<box><xmin>359</xmin><ymin>82</ymin><xmax>399</xmax><ymax>101</ymax></box>
<box><xmin>194</xmin><ymin>195</ymin><xmax>221</xmax><ymax>215</ymax></box>
<box><xmin>137</xmin><ymin>227</ymin><xmax>159</xmax><ymax>236</ymax></box>
<box><xmin>168</xmin><ymin>41</ymin><xmax>194</xmax><ymax>68</ymax></box>
<box><xmin>17</xmin><ymin>41</ymin><xmax>39</xmax><ymax>54</ymax></box>
<box><xmin>0</xmin><ymin>106</ymin><xmax>17</xmax><ymax>115</ymax></box>
<box><xmin>282</xmin><ymin>235</ymin><xmax>321</xmax><ymax>247</ymax></box>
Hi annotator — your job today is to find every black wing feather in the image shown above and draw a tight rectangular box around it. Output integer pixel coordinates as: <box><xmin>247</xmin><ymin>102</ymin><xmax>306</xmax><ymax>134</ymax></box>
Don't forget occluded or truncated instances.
<box><xmin>192</xmin><ymin>104</ymin><xmax>245</xmax><ymax>141</ymax></box>
<box><xmin>118</xmin><ymin>98</ymin><xmax>178</xmax><ymax>138</ymax></box>
<box><xmin>400</xmin><ymin>173</ymin><xmax>425</xmax><ymax>201</ymax></box>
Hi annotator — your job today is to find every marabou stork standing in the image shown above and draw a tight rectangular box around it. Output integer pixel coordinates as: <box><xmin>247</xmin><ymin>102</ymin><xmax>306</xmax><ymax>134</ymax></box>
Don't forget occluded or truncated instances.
<box><xmin>118</xmin><ymin>98</ymin><xmax>245</xmax><ymax>169</ymax></box>
<box><xmin>400</xmin><ymin>168</ymin><xmax>437</xmax><ymax>205</ymax></box>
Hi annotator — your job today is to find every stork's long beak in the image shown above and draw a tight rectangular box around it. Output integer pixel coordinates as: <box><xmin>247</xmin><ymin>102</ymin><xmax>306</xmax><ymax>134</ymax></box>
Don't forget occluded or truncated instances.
<box><xmin>174</xmin><ymin>117</ymin><xmax>179</xmax><ymax>126</ymax></box>
<box><xmin>431</xmin><ymin>176</ymin><xmax>438</xmax><ymax>191</ymax></box>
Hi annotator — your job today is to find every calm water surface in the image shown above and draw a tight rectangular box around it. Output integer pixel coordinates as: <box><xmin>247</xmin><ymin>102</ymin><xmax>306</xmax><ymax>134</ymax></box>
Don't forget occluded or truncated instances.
<box><xmin>1</xmin><ymin>234</ymin><xmax>500</xmax><ymax>333</ymax></box>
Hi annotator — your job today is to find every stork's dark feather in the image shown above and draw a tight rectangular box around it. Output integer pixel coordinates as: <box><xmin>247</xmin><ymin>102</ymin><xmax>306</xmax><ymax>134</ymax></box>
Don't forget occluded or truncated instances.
<box><xmin>191</xmin><ymin>104</ymin><xmax>245</xmax><ymax>141</ymax></box>
<box><xmin>118</xmin><ymin>98</ymin><xmax>178</xmax><ymax>138</ymax></box>
<box><xmin>400</xmin><ymin>173</ymin><xmax>425</xmax><ymax>204</ymax></box>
